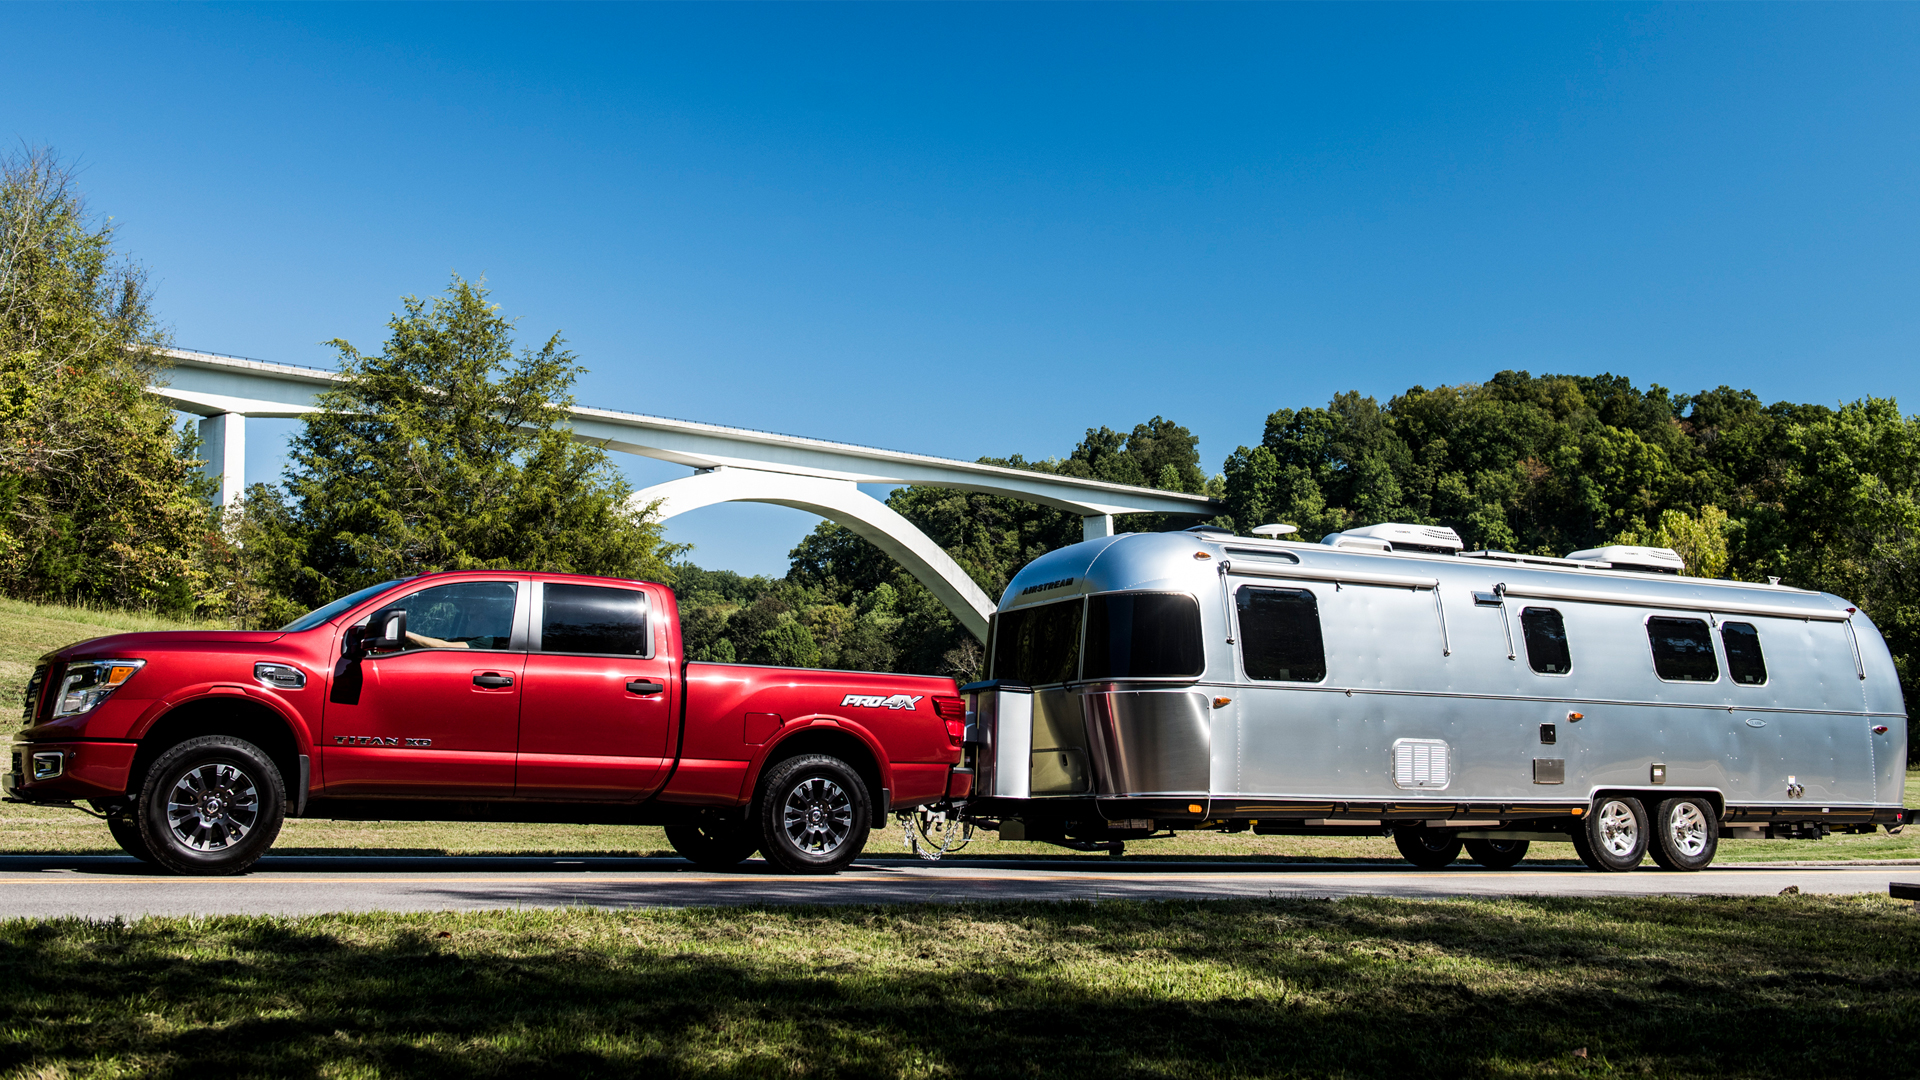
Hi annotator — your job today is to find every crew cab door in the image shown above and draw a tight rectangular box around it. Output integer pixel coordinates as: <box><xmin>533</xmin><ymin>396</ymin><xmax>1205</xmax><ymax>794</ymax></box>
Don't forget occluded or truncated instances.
<box><xmin>515</xmin><ymin>581</ymin><xmax>676</xmax><ymax>800</ymax></box>
<box><xmin>321</xmin><ymin>579</ymin><xmax>528</xmax><ymax>797</ymax></box>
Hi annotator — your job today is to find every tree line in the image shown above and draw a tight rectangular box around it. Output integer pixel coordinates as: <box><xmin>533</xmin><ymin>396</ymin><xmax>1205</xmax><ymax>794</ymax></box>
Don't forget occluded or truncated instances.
<box><xmin>4</xmin><ymin>148</ymin><xmax>1916</xmax><ymax>739</ymax></box>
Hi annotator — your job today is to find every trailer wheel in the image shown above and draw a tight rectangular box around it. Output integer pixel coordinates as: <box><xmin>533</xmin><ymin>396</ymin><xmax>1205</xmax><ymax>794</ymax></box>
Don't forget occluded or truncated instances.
<box><xmin>1464</xmin><ymin>837</ymin><xmax>1530</xmax><ymax>869</ymax></box>
<box><xmin>665</xmin><ymin>820</ymin><xmax>762</xmax><ymax>869</ymax></box>
<box><xmin>1393</xmin><ymin>826</ymin><xmax>1462</xmax><ymax>869</ymax></box>
<box><xmin>135</xmin><ymin>735</ymin><xmax>285</xmax><ymax>876</ymax></box>
<box><xmin>756</xmin><ymin>754</ymin><xmax>871</xmax><ymax>875</ymax></box>
<box><xmin>1648</xmin><ymin>797</ymin><xmax>1718</xmax><ymax>871</ymax></box>
<box><xmin>1572</xmin><ymin>796</ymin><xmax>1647</xmax><ymax>872</ymax></box>
<box><xmin>106</xmin><ymin>811</ymin><xmax>161</xmax><ymax>865</ymax></box>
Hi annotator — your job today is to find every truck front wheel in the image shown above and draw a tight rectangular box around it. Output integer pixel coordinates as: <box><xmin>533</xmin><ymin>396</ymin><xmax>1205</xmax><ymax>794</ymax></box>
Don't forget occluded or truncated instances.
<box><xmin>757</xmin><ymin>754</ymin><xmax>871</xmax><ymax>875</ymax></box>
<box><xmin>665</xmin><ymin>820</ymin><xmax>762</xmax><ymax>869</ymax></box>
<box><xmin>135</xmin><ymin>735</ymin><xmax>286</xmax><ymax>876</ymax></box>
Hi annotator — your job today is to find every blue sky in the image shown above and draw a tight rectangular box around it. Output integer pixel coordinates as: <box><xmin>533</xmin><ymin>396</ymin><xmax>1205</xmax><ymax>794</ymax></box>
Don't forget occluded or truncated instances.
<box><xmin>5</xmin><ymin>3</ymin><xmax>1917</xmax><ymax>576</ymax></box>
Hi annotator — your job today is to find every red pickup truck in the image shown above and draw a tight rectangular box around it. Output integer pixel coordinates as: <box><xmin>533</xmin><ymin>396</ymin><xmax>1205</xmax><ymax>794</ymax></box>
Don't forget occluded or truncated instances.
<box><xmin>5</xmin><ymin>571</ymin><xmax>969</xmax><ymax>875</ymax></box>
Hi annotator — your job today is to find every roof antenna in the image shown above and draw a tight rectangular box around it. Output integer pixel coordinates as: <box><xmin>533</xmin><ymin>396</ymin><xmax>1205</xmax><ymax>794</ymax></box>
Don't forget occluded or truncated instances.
<box><xmin>1251</xmin><ymin>523</ymin><xmax>1298</xmax><ymax>538</ymax></box>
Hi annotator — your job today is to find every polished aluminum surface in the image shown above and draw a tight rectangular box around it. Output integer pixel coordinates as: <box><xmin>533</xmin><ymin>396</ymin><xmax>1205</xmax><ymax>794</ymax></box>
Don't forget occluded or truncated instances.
<box><xmin>975</xmin><ymin>529</ymin><xmax>1905</xmax><ymax>816</ymax></box>
<box><xmin>1082</xmin><ymin>687</ymin><xmax>1212</xmax><ymax>795</ymax></box>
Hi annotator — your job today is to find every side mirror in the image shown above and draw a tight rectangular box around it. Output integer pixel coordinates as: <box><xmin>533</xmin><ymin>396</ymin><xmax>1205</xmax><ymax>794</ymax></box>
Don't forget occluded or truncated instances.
<box><xmin>360</xmin><ymin>608</ymin><xmax>408</xmax><ymax>653</ymax></box>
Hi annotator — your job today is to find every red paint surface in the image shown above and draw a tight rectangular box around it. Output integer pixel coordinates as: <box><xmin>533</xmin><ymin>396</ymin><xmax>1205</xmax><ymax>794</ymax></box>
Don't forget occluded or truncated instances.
<box><xmin>8</xmin><ymin>571</ymin><xmax>961</xmax><ymax>818</ymax></box>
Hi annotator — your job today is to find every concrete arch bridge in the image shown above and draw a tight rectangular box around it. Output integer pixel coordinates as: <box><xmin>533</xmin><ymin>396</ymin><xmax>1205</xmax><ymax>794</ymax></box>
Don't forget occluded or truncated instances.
<box><xmin>149</xmin><ymin>348</ymin><xmax>1219</xmax><ymax>640</ymax></box>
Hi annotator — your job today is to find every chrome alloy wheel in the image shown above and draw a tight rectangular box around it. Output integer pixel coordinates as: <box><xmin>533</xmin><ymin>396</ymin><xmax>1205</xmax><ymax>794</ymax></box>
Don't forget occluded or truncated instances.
<box><xmin>782</xmin><ymin>776</ymin><xmax>853</xmax><ymax>855</ymax></box>
<box><xmin>1597</xmin><ymin>799</ymin><xmax>1640</xmax><ymax>858</ymax></box>
<box><xmin>1666</xmin><ymin>801</ymin><xmax>1710</xmax><ymax>858</ymax></box>
<box><xmin>166</xmin><ymin>763</ymin><xmax>260</xmax><ymax>852</ymax></box>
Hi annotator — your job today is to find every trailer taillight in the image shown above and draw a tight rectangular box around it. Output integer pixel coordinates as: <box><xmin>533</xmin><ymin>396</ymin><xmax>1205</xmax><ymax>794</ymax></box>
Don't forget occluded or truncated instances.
<box><xmin>933</xmin><ymin>696</ymin><xmax>966</xmax><ymax>743</ymax></box>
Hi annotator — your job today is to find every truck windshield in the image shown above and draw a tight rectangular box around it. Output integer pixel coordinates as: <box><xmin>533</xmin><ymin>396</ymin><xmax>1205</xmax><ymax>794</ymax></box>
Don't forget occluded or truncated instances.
<box><xmin>1083</xmin><ymin>592</ymin><xmax>1204</xmax><ymax>679</ymax></box>
<box><xmin>278</xmin><ymin>580</ymin><xmax>408</xmax><ymax>632</ymax></box>
<box><xmin>991</xmin><ymin>598</ymin><xmax>1083</xmax><ymax>685</ymax></box>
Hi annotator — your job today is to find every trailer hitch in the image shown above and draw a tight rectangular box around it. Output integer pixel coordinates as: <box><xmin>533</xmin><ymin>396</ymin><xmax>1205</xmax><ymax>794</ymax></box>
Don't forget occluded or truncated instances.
<box><xmin>901</xmin><ymin>802</ymin><xmax>974</xmax><ymax>861</ymax></box>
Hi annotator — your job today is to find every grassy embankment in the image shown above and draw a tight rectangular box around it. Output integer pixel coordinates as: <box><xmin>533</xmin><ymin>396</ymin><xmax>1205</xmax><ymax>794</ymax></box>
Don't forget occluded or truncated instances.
<box><xmin>1</xmin><ymin>896</ymin><xmax>1917</xmax><ymax>1078</ymax></box>
<box><xmin>3</xmin><ymin>598</ymin><xmax>1914</xmax><ymax>864</ymax></box>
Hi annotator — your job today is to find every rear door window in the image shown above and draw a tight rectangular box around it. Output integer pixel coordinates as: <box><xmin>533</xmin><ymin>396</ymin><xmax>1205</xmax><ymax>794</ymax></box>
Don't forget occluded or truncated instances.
<box><xmin>1647</xmin><ymin>616</ymin><xmax>1718</xmax><ymax>682</ymax></box>
<box><xmin>1520</xmin><ymin>607</ymin><xmax>1572</xmax><ymax>674</ymax></box>
<box><xmin>1083</xmin><ymin>592</ymin><xmax>1204</xmax><ymax>679</ymax></box>
<box><xmin>1236</xmin><ymin>586</ymin><xmax>1327</xmax><ymax>682</ymax></box>
<box><xmin>1721</xmin><ymin>622</ymin><xmax>1767</xmax><ymax>685</ymax></box>
<box><xmin>991</xmin><ymin>598</ymin><xmax>1084</xmax><ymax>685</ymax></box>
<box><xmin>539</xmin><ymin>583</ymin><xmax>650</xmax><ymax>656</ymax></box>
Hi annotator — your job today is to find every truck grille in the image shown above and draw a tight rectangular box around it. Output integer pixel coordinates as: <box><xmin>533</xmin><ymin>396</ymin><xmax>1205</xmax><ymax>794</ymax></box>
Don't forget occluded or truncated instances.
<box><xmin>21</xmin><ymin>664</ymin><xmax>47</xmax><ymax>724</ymax></box>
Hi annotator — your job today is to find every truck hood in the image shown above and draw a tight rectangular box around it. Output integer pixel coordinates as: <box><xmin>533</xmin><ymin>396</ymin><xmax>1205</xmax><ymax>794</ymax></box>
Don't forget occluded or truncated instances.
<box><xmin>49</xmin><ymin>629</ymin><xmax>288</xmax><ymax>661</ymax></box>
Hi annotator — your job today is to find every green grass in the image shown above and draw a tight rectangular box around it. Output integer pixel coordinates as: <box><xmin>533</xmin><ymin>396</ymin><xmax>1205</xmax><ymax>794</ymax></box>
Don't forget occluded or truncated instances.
<box><xmin>2</xmin><ymin>596</ymin><xmax>1914</xmax><ymax>865</ymax></box>
<box><xmin>1</xmin><ymin>897</ymin><xmax>1916</xmax><ymax>1078</ymax></box>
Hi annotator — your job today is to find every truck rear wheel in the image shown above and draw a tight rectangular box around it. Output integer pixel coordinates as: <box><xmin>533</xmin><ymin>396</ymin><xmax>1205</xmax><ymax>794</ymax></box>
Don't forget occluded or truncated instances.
<box><xmin>1393</xmin><ymin>826</ymin><xmax>1462</xmax><ymax>869</ymax></box>
<box><xmin>135</xmin><ymin>735</ymin><xmax>285</xmax><ymax>876</ymax></box>
<box><xmin>665</xmin><ymin>820</ymin><xmax>762</xmax><ymax>869</ymax></box>
<box><xmin>756</xmin><ymin>754</ymin><xmax>871</xmax><ymax>875</ymax></box>
<box><xmin>1572</xmin><ymin>796</ymin><xmax>1648</xmax><ymax>872</ymax></box>
<box><xmin>1464</xmin><ymin>837</ymin><xmax>1530</xmax><ymax>869</ymax></box>
<box><xmin>106</xmin><ymin>811</ymin><xmax>160</xmax><ymax>865</ymax></box>
<box><xmin>1648</xmin><ymin>797</ymin><xmax>1718</xmax><ymax>871</ymax></box>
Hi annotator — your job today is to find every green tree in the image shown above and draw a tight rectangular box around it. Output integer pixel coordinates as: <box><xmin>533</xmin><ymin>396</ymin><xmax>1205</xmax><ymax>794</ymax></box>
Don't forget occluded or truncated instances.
<box><xmin>0</xmin><ymin>147</ymin><xmax>218</xmax><ymax>612</ymax></box>
<box><xmin>242</xmin><ymin>276</ymin><xmax>683</xmax><ymax>614</ymax></box>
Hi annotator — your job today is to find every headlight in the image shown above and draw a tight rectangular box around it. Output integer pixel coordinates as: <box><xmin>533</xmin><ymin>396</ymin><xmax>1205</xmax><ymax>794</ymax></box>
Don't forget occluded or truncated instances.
<box><xmin>52</xmin><ymin>660</ymin><xmax>145</xmax><ymax>719</ymax></box>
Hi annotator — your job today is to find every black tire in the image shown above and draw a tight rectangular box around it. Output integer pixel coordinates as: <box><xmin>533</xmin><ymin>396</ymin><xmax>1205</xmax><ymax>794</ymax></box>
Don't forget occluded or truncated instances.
<box><xmin>1393</xmin><ymin>826</ymin><xmax>1463</xmax><ymax>869</ymax></box>
<box><xmin>135</xmin><ymin>735</ymin><xmax>285</xmax><ymax>876</ymax></box>
<box><xmin>756</xmin><ymin>754</ymin><xmax>871</xmax><ymax>875</ymax></box>
<box><xmin>106</xmin><ymin>812</ymin><xmax>161</xmax><ymax>865</ymax></box>
<box><xmin>665</xmin><ymin>820</ymin><xmax>762</xmax><ymax>869</ymax></box>
<box><xmin>1572</xmin><ymin>796</ymin><xmax>1648</xmax><ymax>872</ymax></box>
<box><xmin>1649</xmin><ymin>796</ymin><xmax>1719</xmax><ymax>872</ymax></box>
<box><xmin>1464</xmin><ymin>837</ymin><xmax>1530</xmax><ymax>869</ymax></box>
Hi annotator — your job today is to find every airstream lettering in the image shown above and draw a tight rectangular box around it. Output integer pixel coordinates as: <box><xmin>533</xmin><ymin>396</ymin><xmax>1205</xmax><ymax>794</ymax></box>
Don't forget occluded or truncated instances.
<box><xmin>961</xmin><ymin>525</ymin><xmax>1915</xmax><ymax>872</ymax></box>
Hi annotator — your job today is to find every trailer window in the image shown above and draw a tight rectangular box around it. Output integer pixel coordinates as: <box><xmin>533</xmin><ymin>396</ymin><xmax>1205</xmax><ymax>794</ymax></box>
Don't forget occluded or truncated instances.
<box><xmin>1083</xmin><ymin>592</ymin><xmax>1204</xmax><ymax>679</ymax></box>
<box><xmin>541</xmin><ymin>583</ymin><xmax>650</xmax><ymax>656</ymax></box>
<box><xmin>1647</xmin><ymin>617</ymin><xmax>1718</xmax><ymax>682</ymax></box>
<box><xmin>1236</xmin><ymin>586</ymin><xmax>1327</xmax><ymax>682</ymax></box>
<box><xmin>1520</xmin><ymin>607</ymin><xmax>1572</xmax><ymax>674</ymax></box>
<box><xmin>991</xmin><ymin>598</ymin><xmax>1083</xmax><ymax>685</ymax></box>
<box><xmin>1721</xmin><ymin>622</ymin><xmax>1767</xmax><ymax>685</ymax></box>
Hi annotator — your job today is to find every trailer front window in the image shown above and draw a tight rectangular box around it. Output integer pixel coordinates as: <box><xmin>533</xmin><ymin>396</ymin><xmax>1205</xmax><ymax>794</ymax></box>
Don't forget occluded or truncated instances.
<box><xmin>1236</xmin><ymin>586</ymin><xmax>1327</xmax><ymax>682</ymax></box>
<box><xmin>1083</xmin><ymin>592</ymin><xmax>1204</xmax><ymax>679</ymax></box>
<box><xmin>1521</xmin><ymin>607</ymin><xmax>1572</xmax><ymax>674</ymax></box>
<box><xmin>1647</xmin><ymin>616</ymin><xmax>1718</xmax><ymax>682</ymax></box>
<box><xmin>1721</xmin><ymin>622</ymin><xmax>1767</xmax><ymax>685</ymax></box>
<box><xmin>991</xmin><ymin>598</ymin><xmax>1083</xmax><ymax>685</ymax></box>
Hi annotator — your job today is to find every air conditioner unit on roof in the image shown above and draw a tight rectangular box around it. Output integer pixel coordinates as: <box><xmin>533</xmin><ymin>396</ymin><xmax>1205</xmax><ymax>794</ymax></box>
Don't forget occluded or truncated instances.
<box><xmin>1322</xmin><ymin>523</ymin><xmax>1464</xmax><ymax>555</ymax></box>
<box><xmin>1564</xmin><ymin>545</ymin><xmax>1685</xmax><ymax>574</ymax></box>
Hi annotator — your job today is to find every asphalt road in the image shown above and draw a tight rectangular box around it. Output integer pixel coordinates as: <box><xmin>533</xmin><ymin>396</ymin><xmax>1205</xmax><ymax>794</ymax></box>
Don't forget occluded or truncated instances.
<box><xmin>1</xmin><ymin>854</ymin><xmax>1915</xmax><ymax>917</ymax></box>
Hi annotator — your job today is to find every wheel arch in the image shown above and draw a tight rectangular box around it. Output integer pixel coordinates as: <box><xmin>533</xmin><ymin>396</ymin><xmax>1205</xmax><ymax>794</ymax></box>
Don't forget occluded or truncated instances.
<box><xmin>755</xmin><ymin>723</ymin><xmax>887</xmax><ymax>823</ymax></box>
<box><xmin>129</xmin><ymin>697</ymin><xmax>305</xmax><ymax>806</ymax></box>
<box><xmin>1590</xmin><ymin>787</ymin><xmax>1725</xmax><ymax>819</ymax></box>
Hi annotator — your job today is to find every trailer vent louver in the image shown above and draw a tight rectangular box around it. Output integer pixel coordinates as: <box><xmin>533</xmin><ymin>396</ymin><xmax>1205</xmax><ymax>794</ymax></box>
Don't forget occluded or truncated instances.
<box><xmin>1391</xmin><ymin>739</ymin><xmax>1451</xmax><ymax>790</ymax></box>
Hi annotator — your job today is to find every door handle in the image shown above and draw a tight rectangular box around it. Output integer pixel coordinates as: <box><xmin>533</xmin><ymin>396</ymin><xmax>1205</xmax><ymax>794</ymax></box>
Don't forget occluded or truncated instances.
<box><xmin>626</xmin><ymin>679</ymin><xmax>665</xmax><ymax>695</ymax></box>
<box><xmin>473</xmin><ymin>673</ymin><xmax>514</xmax><ymax>689</ymax></box>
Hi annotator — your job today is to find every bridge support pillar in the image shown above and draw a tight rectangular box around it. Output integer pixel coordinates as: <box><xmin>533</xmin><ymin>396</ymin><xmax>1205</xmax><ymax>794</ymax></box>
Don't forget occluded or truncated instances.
<box><xmin>1082</xmin><ymin>513</ymin><xmax>1114</xmax><ymax>542</ymax></box>
<box><xmin>197</xmin><ymin>412</ymin><xmax>246</xmax><ymax>507</ymax></box>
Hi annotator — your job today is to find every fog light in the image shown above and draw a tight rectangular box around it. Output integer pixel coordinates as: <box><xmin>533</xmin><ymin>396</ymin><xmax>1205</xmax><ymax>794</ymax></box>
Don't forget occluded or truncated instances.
<box><xmin>30</xmin><ymin>751</ymin><xmax>63</xmax><ymax>780</ymax></box>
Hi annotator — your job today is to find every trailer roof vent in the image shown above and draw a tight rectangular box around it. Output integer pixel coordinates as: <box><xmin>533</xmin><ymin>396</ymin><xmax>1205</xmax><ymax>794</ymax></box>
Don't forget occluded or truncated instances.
<box><xmin>1565</xmin><ymin>545</ymin><xmax>1685</xmax><ymax>574</ymax></box>
<box><xmin>1322</xmin><ymin>522</ymin><xmax>1464</xmax><ymax>555</ymax></box>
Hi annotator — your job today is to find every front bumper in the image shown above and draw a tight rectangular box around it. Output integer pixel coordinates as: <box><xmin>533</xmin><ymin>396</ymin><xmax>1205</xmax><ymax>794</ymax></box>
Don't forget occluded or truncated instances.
<box><xmin>4</xmin><ymin>741</ymin><xmax>138</xmax><ymax>802</ymax></box>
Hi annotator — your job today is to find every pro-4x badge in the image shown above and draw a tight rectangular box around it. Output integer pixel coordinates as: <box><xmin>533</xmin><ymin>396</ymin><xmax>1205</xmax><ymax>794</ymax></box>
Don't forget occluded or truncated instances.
<box><xmin>840</xmin><ymin>693</ymin><xmax>923</xmax><ymax>710</ymax></box>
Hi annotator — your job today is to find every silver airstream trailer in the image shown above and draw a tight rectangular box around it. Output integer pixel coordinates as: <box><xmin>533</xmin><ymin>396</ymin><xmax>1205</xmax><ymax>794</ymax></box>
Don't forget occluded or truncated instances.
<box><xmin>959</xmin><ymin>524</ymin><xmax>1913</xmax><ymax>871</ymax></box>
